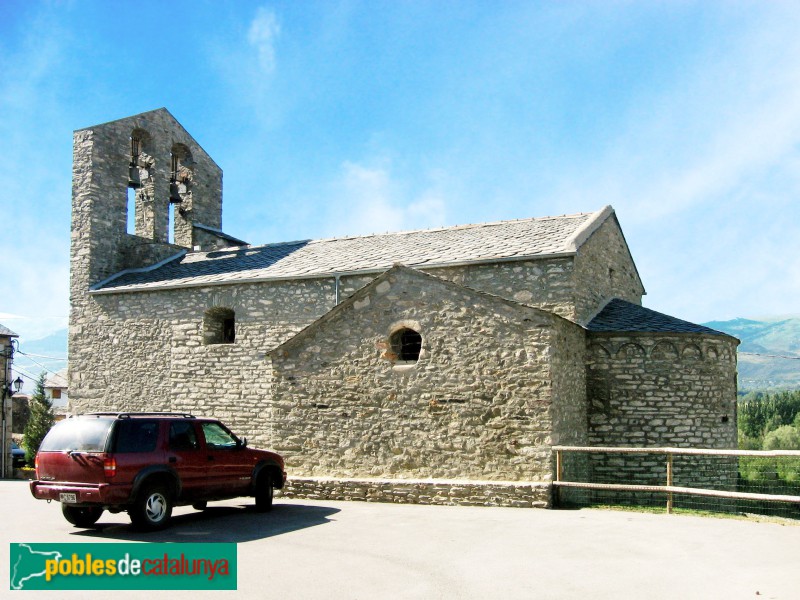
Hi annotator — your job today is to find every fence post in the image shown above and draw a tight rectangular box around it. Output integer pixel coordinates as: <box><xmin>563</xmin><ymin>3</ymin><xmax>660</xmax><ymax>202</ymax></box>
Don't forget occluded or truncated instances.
<box><xmin>555</xmin><ymin>448</ymin><xmax>564</xmax><ymax>507</ymax></box>
<box><xmin>666</xmin><ymin>452</ymin><xmax>673</xmax><ymax>514</ymax></box>
<box><xmin>556</xmin><ymin>448</ymin><xmax>563</xmax><ymax>483</ymax></box>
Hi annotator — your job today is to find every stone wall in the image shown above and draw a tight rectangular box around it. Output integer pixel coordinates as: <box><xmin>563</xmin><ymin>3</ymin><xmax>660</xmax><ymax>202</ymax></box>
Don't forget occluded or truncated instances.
<box><xmin>428</xmin><ymin>259</ymin><xmax>578</xmax><ymax>321</ymax></box>
<box><xmin>270</xmin><ymin>267</ymin><xmax>586</xmax><ymax>483</ymax></box>
<box><xmin>586</xmin><ymin>332</ymin><xmax>738</xmax><ymax>448</ymax></box>
<box><xmin>69</xmin><ymin>277</ymin><xmax>338</xmax><ymax>442</ymax></box>
<box><xmin>584</xmin><ymin>332</ymin><xmax>739</xmax><ymax>494</ymax></box>
<box><xmin>573</xmin><ymin>217</ymin><xmax>645</xmax><ymax>324</ymax></box>
<box><xmin>69</xmin><ymin>253</ymin><xmax>604</xmax><ymax>447</ymax></box>
<box><xmin>550</xmin><ymin>319</ymin><xmax>587</xmax><ymax>447</ymax></box>
<box><xmin>282</xmin><ymin>476</ymin><xmax>551</xmax><ymax>508</ymax></box>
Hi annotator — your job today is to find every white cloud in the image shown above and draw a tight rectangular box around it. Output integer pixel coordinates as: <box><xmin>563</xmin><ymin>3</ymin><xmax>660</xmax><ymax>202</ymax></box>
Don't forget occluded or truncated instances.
<box><xmin>247</xmin><ymin>7</ymin><xmax>281</xmax><ymax>74</ymax></box>
<box><xmin>324</xmin><ymin>161</ymin><xmax>448</xmax><ymax>236</ymax></box>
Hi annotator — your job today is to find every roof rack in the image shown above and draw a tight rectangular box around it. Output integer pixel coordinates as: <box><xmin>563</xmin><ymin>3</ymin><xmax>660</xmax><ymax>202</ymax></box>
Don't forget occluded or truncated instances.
<box><xmin>83</xmin><ymin>412</ymin><xmax>196</xmax><ymax>419</ymax></box>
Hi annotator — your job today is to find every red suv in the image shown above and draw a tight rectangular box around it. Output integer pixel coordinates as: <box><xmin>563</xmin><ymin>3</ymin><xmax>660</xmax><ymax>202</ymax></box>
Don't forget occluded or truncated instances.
<box><xmin>30</xmin><ymin>412</ymin><xmax>286</xmax><ymax>530</ymax></box>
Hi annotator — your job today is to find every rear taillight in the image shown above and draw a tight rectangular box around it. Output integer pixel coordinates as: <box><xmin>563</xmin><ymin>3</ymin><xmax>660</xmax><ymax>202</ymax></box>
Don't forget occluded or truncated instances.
<box><xmin>34</xmin><ymin>455</ymin><xmax>39</xmax><ymax>479</ymax></box>
<box><xmin>103</xmin><ymin>457</ymin><xmax>116</xmax><ymax>478</ymax></box>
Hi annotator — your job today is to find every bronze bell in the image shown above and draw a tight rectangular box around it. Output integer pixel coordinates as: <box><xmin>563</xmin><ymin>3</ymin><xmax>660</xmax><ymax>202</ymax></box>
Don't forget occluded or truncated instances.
<box><xmin>169</xmin><ymin>181</ymin><xmax>183</xmax><ymax>204</ymax></box>
<box><xmin>128</xmin><ymin>164</ymin><xmax>141</xmax><ymax>189</ymax></box>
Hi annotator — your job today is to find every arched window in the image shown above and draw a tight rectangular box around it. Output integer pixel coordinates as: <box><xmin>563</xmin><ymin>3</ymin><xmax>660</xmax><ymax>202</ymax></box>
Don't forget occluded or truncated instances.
<box><xmin>127</xmin><ymin>129</ymin><xmax>154</xmax><ymax>238</ymax></box>
<box><xmin>390</xmin><ymin>327</ymin><xmax>422</xmax><ymax>362</ymax></box>
<box><xmin>170</xmin><ymin>144</ymin><xmax>193</xmax><ymax>205</ymax></box>
<box><xmin>203</xmin><ymin>307</ymin><xmax>235</xmax><ymax>345</ymax></box>
<box><xmin>169</xmin><ymin>143</ymin><xmax>194</xmax><ymax>246</ymax></box>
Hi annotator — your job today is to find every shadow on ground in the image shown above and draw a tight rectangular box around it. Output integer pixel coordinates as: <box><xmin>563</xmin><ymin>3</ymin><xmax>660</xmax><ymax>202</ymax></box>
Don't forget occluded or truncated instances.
<box><xmin>70</xmin><ymin>502</ymin><xmax>340</xmax><ymax>543</ymax></box>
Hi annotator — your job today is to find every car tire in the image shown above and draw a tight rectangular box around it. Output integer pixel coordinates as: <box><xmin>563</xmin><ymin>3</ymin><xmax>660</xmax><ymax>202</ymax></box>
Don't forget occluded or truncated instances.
<box><xmin>255</xmin><ymin>473</ymin><xmax>274</xmax><ymax>512</ymax></box>
<box><xmin>62</xmin><ymin>504</ymin><xmax>104</xmax><ymax>528</ymax></box>
<box><xmin>130</xmin><ymin>485</ymin><xmax>173</xmax><ymax>530</ymax></box>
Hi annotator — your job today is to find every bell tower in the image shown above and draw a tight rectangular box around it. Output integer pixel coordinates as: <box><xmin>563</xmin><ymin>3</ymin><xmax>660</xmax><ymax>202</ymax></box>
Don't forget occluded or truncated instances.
<box><xmin>70</xmin><ymin>108</ymin><xmax>224</xmax><ymax>291</ymax></box>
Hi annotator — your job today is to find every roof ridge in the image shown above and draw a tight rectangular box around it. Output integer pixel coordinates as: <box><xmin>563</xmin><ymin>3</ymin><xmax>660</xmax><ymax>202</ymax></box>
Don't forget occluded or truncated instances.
<box><xmin>196</xmin><ymin>209</ymin><xmax>598</xmax><ymax>257</ymax></box>
<box><xmin>564</xmin><ymin>205</ymin><xmax>614</xmax><ymax>252</ymax></box>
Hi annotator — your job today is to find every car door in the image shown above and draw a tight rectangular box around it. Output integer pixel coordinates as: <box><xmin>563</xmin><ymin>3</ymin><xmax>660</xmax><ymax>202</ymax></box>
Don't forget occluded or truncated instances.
<box><xmin>166</xmin><ymin>420</ymin><xmax>207</xmax><ymax>502</ymax></box>
<box><xmin>199</xmin><ymin>421</ymin><xmax>252</xmax><ymax>496</ymax></box>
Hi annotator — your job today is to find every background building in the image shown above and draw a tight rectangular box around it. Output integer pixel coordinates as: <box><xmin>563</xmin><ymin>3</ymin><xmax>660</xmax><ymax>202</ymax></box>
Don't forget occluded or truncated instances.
<box><xmin>1</xmin><ymin>323</ymin><xmax>20</xmax><ymax>477</ymax></box>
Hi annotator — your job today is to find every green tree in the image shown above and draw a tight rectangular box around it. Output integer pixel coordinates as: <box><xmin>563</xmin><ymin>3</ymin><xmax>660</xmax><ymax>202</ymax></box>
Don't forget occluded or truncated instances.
<box><xmin>738</xmin><ymin>390</ymin><xmax>800</xmax><ymax>446</ymax></box>
<box><xmin>762</xmin><ymin>425</ymin><xmax>800</xmax><ymax>451</ymax></box>
<box><xmin>22</xmin><ymin>373</ymin><xmax>55</xmax><ymax>466</ymax></box>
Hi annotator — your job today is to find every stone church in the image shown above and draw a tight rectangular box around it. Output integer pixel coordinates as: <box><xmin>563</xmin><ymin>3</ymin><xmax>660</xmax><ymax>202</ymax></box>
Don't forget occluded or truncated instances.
<box><xmin>68</xmin><ymin>108</ymin><xmax>738</xmax><ymax>506</ymax></box>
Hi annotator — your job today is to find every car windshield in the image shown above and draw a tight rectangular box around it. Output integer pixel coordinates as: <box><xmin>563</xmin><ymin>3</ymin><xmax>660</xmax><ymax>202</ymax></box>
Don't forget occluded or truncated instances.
<box><xmin>39</xmin><ymin>417</ymin><xmax>115</xmax><ymax>452</ymax></box>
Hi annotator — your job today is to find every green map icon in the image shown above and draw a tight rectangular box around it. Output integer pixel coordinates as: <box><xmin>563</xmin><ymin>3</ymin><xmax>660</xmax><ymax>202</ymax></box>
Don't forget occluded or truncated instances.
<box><xmin>10</xmin><ymin>544</ymin><xmax>63</xmax><ymax>590</ymax></box>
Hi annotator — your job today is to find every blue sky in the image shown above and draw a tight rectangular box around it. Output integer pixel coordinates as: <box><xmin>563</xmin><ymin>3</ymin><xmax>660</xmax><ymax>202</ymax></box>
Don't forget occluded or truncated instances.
<box><xmin>2</xmin><ymin>1</ymin><xmax>800</xmax><ymax>345</ymax></box>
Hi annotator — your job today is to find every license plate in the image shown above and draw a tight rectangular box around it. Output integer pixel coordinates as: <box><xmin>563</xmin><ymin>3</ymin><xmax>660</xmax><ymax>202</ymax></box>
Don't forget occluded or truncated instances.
<box><xmin>59</xmin><ymin>493</ymin><xmax>77</xmax><ymax>503</ymax></box>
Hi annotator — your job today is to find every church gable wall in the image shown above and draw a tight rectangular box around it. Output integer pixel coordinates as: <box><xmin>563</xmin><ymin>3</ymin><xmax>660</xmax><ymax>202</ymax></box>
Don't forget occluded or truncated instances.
<box><xmin>270</xmin><ymin>269</ymin><xmax>582</xmax><ymax>483</ymax></box>
<box><xmin>573</xmin><ymin>218</ymin><xmax>645</xmax><ymax>324</ymax></box>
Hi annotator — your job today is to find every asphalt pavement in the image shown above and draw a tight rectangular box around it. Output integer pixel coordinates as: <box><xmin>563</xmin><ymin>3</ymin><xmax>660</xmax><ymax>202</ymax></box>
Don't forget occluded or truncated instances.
<box><xmin>2</xmin><ymin>479</ymin><xmax>798</xmax><ymax>599</ymax></box>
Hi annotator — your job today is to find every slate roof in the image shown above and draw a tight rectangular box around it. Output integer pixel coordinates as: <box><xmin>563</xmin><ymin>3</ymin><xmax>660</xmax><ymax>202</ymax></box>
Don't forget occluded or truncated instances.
<box><xmin>93</xmin><ymin>207</ymin><xmax>612</xmax><ymax>293</ymax></box>
<box><xmin>587</xmin><ymin>299</ymin><xmax>730</xmax><ymax>336</ymax></box>
<box><xmin>0</xmin><ymin>323</ymin><xmax>18</xmax><ymax>337</ymax></box>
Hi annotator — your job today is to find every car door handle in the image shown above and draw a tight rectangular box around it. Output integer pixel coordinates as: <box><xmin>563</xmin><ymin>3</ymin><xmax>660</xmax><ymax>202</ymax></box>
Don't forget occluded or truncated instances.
<box><xmin>168</xmin><ymin>456</ymin><xmax>177</xmax><ymax>463</ymax></box>
<box><xmin>207</xmin><ymin>455</ymin><xmax>215</xmax><ymax>461</ymax></box>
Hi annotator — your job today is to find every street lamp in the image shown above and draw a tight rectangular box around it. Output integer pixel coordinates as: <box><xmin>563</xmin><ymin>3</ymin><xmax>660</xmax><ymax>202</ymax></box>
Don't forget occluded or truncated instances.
<box><xmin>4</xmin><ymin>376</ymin><xmax>23</xmax><ymax>398</ymax></box>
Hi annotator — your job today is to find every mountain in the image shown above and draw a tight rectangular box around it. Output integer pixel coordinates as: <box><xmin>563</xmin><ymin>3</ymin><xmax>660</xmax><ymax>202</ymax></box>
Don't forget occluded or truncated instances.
<box><xmin>703</xmin><ymin>318</ymin><xmax>800</xmax><ymax>390</ymax></box>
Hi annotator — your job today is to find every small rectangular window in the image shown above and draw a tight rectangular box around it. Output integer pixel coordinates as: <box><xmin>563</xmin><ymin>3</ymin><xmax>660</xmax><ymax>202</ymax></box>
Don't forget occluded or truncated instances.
<box><xmin>51</xmin><ymin>389</ymin><xmax>62</xmax><ymax>399</ymax></box>
<box><xmin>203</xmin><ymin>308</ymin><xmax>236</xmax><ymax>345</ymax></box>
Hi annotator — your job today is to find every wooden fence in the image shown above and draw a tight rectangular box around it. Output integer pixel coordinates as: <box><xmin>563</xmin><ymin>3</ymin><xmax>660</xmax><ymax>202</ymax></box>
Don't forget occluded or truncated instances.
<box><xmin>553</xmin><ymin>445</ymin><xmax>800</xmax><ymax>513</ymax></box>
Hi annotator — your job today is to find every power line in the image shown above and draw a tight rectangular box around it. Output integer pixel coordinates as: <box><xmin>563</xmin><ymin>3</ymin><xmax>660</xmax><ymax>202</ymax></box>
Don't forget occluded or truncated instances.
<box><xmin>739</xmin><ymin>352</ymin><xmax>800</xmax><ymax>361</ymax></box>
<box><xmin>13</xmin><ymin>352</ymin><xmax>60</xmax><ymax>377</ymax></box>
<box><xmin>17</xmin><ymin>351</ymin><xmax>67</xmax><ymax>361</ymax></box>
<box><xmin>11</xmin><ymin>366</ymin><xmax>40</xmax><ymax>383</ymax></box>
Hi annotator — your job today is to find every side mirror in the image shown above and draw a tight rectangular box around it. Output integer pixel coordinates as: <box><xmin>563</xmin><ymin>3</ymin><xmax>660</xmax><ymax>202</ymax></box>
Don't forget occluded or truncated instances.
<box><xmin>239</xmin><ymin>437</ymin><xmax>248</xmax><ymax>448</ymax></box>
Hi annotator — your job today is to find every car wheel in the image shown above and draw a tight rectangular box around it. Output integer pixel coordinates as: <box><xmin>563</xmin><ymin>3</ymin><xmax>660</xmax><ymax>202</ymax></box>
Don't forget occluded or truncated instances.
<box><xmin>130</xmin><ymin>485</ymin><xmax>173</xmax><ymax>530</ymax></box>
<box><xmin>62</xmin><ymin>504</ymin><xmax>104</xmax><ymax>528</ymax></box>
<box><xmin>255</xmin><ymin>473</ymin><xmax>274</xmax><ymax>512</ymax></box>
<box><xmin>192</xmin><ymin>501</ymin><xmax>208</xmax><ymax>511</ymax></box>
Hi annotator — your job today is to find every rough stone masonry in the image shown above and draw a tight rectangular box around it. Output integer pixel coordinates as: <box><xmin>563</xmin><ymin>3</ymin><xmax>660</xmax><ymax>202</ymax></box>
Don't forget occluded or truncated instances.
<box><xmin>67</xmin><ymin>108</ymin><xmax>739</xmax><ymax>507</ymax></box>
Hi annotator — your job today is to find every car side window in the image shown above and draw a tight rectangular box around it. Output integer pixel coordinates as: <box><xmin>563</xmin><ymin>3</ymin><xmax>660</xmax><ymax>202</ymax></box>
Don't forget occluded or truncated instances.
<box><xmin>169</xmin><ymin>421</ymin><xmax>199</xmax><ymax>451</ymax></box>
<box><xmin>201</xmin><ymin>422</ymin><xmax>238</xmax><ymax>449</ymax></box>
<box><xmin>114</xmin><ymin>421</ymin><xmax>159</xmax><ymax>453</ymax></box>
